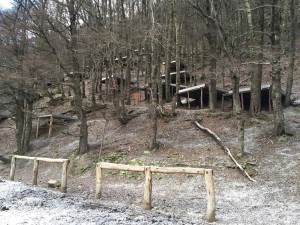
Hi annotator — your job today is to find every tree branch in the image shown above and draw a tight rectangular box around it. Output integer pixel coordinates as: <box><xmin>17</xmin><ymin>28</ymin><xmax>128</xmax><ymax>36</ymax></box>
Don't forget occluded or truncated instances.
<box><xmin>194</xmin><ymin>121</ymin><xmax>256</xmax><ymax>182</ymax></box>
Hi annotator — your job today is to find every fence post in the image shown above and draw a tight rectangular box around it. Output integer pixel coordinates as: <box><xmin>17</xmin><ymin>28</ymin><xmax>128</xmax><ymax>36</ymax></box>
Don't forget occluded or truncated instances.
<box><xmin>9</xmin><ymin>156</ymin><xmax>16</xmax><ymax>181</ymax></box>
<box><xmin>32</xmin><ymin>159</ymin><xmax>39</xmax><ymax>185</ymax></box>
<box><xmin>205</xmin><ymin>169</ymin><xmax>216</xmax><ymax>222</ymax></box>
<box><xmin>143</xmin><ymin>166</ymin><xmax>152</xmax><ymax>210</ymax></box>
<box><xmin>95</xmin><ymin>163</ymin><xmax>102</xmax><ymax>199</ymax></box>
<box><xmin>61</xmin><ymin>160</ymin><xmax>70</xmax><ymax>193</ymax></box>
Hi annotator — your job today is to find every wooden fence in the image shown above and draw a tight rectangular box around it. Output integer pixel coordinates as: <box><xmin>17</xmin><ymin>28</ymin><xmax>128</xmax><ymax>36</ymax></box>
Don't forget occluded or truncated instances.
<box><xmin>9</xmin><ymin>155</ymin><xmax>70</xmax><ymax>193</ymax></box>
<box><xmin>95</xmin><ymin>162</ymin><xmax>216</xmax><ymax>222</ymax></box>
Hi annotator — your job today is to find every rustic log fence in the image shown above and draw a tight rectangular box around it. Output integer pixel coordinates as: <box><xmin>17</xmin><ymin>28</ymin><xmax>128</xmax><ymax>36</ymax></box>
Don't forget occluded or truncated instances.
<box><xmin>9</xmin><ymin>155</ymin><xmax>70</xmax><ymax>193</ymax></box>
<box><xmin>95</xmin><ymin>162</ymin><xmax>216</xmax><ymax>222</ymax></box>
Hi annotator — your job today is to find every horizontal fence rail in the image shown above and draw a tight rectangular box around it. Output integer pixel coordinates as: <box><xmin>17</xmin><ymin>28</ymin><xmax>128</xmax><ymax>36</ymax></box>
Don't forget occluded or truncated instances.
<box><xmin>95</xmin><ymin>162</ymin><xmax>216</xmax><ymax>222</ymax></box>
<box><xmin>9</xmin><ymin>155</ymin><xmax>70</xmax><ymax>193</ymax></box>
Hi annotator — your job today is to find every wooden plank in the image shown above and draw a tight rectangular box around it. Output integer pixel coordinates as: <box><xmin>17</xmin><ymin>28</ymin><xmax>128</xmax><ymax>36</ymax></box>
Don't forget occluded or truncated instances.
<box><xmin>13</xmin><ymin>155</ymin><xmax>68</xmax><ymax>163</ymax></box>
<box><xmin>150</xmin><ymin>166</ymin><xmax>205</xmax><ymax>175</ymax></box>
<box><xmin>205</xmin><ymin>169</ymin><xmax>216</xmax><ymax>222</ymax></box>
<box><xmin>98</xmin><ymin>162</ymin><xmax>145</xmax><ymax>172</ymax></box>
<box><xmin>143</xmin><ymin>167</ymin><xmax>152</xmax><ymax>210</ymax></box>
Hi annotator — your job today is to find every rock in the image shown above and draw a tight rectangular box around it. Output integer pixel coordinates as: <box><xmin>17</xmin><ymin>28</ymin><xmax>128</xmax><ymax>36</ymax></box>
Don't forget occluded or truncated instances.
<box><xmin>1</xmin><ymin>205</ymin><xmax>9</xmax><ymax>211</ymax></box>
<box><xmin>22</xmin><ymin>197</ymin><xmax>44</xmax><ymax>207</ymax></box>
<box><xmin>291</xmin><ymin>99</ymin><xmax>300</xmax><ymax>106</ymax></box>
<box><xmin>48</xmin><ymin>179</ymin><xmax>61</xmax><ymax>188</ymax></box>
<box><xmin>53</xmin><ymin>94</ymin><xmax>63</xmax><ymax>100</ymax></box>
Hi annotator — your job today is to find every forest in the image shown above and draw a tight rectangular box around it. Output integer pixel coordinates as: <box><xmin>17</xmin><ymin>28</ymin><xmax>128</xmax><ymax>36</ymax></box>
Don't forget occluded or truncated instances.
<box><xmin>0</xmin><ymin>1</ymin><xmax>299</xmax><ymax>224</ymax></box>
<box><xmin>0</xmin><ymin>0</ymin><xmax>298</xmax><ymax>156</ymax></box>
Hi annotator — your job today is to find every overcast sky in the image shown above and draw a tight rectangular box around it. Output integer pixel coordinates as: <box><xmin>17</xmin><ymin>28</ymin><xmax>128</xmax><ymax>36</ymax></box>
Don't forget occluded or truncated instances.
<box><xmin>0</xmin><ymin>0</ymin><xmax>12</xmax><ymax>9</ymax></box>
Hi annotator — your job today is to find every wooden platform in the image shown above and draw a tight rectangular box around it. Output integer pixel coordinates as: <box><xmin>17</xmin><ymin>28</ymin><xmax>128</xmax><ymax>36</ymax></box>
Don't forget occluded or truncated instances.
<box><xmin>35</xmin><ymin>114</ymin><xmax>77</xmax><ymax>138</ymax></box>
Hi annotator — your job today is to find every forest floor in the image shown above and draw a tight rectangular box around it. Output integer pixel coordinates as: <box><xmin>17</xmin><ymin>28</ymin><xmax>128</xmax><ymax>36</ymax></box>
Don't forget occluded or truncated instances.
<box><xmin>0</xmin><ymin>91</ymin><xmax>299</xmax><ymax>224</ymax></box>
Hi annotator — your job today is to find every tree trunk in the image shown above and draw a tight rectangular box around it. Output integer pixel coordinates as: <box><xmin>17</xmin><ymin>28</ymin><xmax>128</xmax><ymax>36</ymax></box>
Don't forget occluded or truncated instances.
<box><xmin>164</xmin><ymin>0</ymin><xmax>173</xmax><ymax>102</ymax></box>
<box><xmin>285</xmin><ymin>0</ymin><xmax>296</xmax><ymax>107</ymax></box>
<box><xmin>175</xmin><ymin>11</ymin><xmax>181</xmax><ymax>106</ymax></box>
<box><xmin>67</xmin><ymin>0</ymin><xmax>88</xmax><ymax>154</ymax></box>
<box><xmin>149</xmin><ymin>49</ymin><xmax>158</xmax><ymax>150</ymax></box>
<box><xmin>271</xmin><ymin>0</ymin><xmax>285</xmax><ymax>135</ymax></box>
<box><xmin>237</xmin><ymin>115</ymin><xmax>245</xmax><ymax>157</ymax></box>
<box><xmin>22</xmin><ymin>100</ymin><xmax>33</xmax><ymax>153</ymax></box>
<box><xmin>250</xmin><ymin>0</ymin><xmax>264</xmax><ymax>115</ymax></box>
<box><xmin>231</xmin><ymin>72</ymin><xmax>241</xmax><ymax>115</ymax></box>
<box><xmin>15</xmin><ymin>91</ymin><xmax>25</xmax><ymax>154</ymax></box>
<box><xmin>209</xmin><ymin>78</ymin><xmax>217</xmax><ymax>111</ymax></box>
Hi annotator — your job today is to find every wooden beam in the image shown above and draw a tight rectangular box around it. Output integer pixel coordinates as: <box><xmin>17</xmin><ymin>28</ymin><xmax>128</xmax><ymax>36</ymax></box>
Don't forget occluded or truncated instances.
<box><xmin>241</xmin><ymin>93</ymin><xmax>244</xmax><ymax>111</ymax></box>
<box><xmin>222</xmin><ymin>95</ymin><xmax>225</xmax><ymax>111</ymax></box>
<box><xmin>13</xmin><ymin>155</ymin><xmax>68</xmax><ymax>163</ymax></box>
<box><xmin>150</xmin><ymin>166</ymin><xmax>205</xmax><ymax>175</ymax></box>
<box><xmin>205</xmin><ymin>169</ymin><xmax>216</xmax><ymax>222</ymax></box>
<box><xmin>48</xmin><ymin>115</ymin><xmax>53</xmax><ymax>138</ymax></box>
<box><xmin>98</xmin><ymin>162</ymin><xmax>145</xmax><ymax>172</ymax></box>
<box><xmin>187</xmin><ymin>92</ymin><xmax>190</xmax><ymax>109</ymax></box>
<box><xmin>32</xmin><ymin>159</ymin><xmax>39</xmax><ymax>186</ymax></box>
<box><xmin>36</xmin><ymin>117</ymin><xmax>40</xmax><ymax>138</ymax></box>
<box><xmin>95</xmin><ymin>163</ymin><xmax>102</xmax><ymax>199</ymax></box>
<box><xmin>61</xmin><ymin>160</ymin><xmax>70</xmax><ymax>193</ymax></box>
<box><xmin>201</xmin><ymin>88</ymin><xmax>203</xmax><ymax>109</ymax></box>
<box><xmin>9</xmin><ymin>156</ymin><xmax>16</xmax><ymax>181</ymax></box>
<box><xmin>143</xmin><ymin>167</ymin><xmax>152</xmax><ymax>210</ymax></box>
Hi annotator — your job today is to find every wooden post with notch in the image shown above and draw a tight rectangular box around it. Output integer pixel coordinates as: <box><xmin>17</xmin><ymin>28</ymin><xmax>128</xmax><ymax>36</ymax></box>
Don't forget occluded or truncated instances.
<box><xmin>143</xmin><ymin>166</ymin><xmax>152</xmax><ymax>210</ymax></box>
<box><xmin>205</xmin><ymin>169</ymin><xmax>216</xmax><ymax>222</ymax></box>
<box><xmin>61</xmin><ymin>160</ymin><xmax>70</xmax><ymax>193</ymax></box>
<box><xmin>95</xmin><ymin>163</ymin><xmax>102</xmax><ymax>199</ymax></box>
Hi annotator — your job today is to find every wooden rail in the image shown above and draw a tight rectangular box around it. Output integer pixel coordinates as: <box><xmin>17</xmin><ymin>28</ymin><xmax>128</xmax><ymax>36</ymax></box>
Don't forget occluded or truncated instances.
<box><xmin>9</xmin><ymin>155</ymin><xmax>70</xmax><ymax>193</ymax></box>
<box><xmin>95</xmin><ymin>162</ymin><xmax>216</xmax><ymax>222</ymax></box>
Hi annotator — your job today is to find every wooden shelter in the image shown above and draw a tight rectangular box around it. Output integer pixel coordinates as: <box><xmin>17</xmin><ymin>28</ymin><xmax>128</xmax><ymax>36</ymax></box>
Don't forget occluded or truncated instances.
<box><xmin>101</xmin><ymin>76</ymin><xmax>137</xmax><ymax>92</ymax></box>
<box><xmin>36</xmin><ymin>114</ymin><xmax>77</xmax><ymax>138</ymax></box>
<box><xmin>221</xmin><ymin>84</ymin><xmax>283</xmax><ymax>111</ymax></box>
<box><xmin>160</xmin><ymin>60</ymin><xmax>186</xmax><ymax>74</ymax></box>
<box><xmin>161</xmin><ymin>70</ymin><xmax>195</xmax><ymax>85</ymax></box>
<box><xmin>178</xmin><ymin>84</ymin><xmax>228</xmax><ymax>109</ymax></box>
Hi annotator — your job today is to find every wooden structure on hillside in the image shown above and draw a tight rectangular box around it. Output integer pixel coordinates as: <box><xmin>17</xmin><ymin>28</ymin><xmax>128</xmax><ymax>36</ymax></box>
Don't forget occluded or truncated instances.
<box><xmin>161</xmin><ymin>60</ymin><xmax>186</xmax><ymax>74</ymax></box>
<box><xmin>10</xmin><ymin>155</ymin><xmax>70</xmax><ymax>193</ymax></box>
<box><xmin>95</xmin><ymin>162</ymin><xmax>216</xmax><ymax>223</ymax></box>
<box><xmin>36</xmin><ymin>114</ymin><xmax>77</xmax><ymax>138</ymax></box>
<box><xmin>221</xmin><ymin>84</ymin><xmax>276</xmax><ymax>111</ymax></box>
<box><xmin>178</xmin><ymin>83</ymin><xmax>228</xmax><ymax>109</ymax></box>
<box><xmin>101</xmin><ymin>76</ymin><xmax>137</xmax><ymax>92</ymax></box>
<box><xmin>161</xmin><ymin>70</ymin><xmax>195</xmax><ymax>85</ymax></box>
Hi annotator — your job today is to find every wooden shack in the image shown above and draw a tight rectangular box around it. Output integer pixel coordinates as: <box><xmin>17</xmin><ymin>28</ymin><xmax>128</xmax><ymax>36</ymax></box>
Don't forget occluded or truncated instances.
<box><xmin>160</xmin><ymin>60</ymin><xmax>186</xmax><ymax>74</ymax></box>
<box><xmin>178</xmin><ymin>84</ymin><xmax>228</xmax><ymax>109</ymax></box>
<box><xmin>101</xmin><ymin>76</ymin><xmax>137</xmax><ymax>91</ymax></box>
<box><xmin>221</xmin><ymin>84</ymin><xmax>285</xmax><ymax>111</ymax></box>
<box><xmin>161</xmin><ymin>71</ymin><xmax>195</xmax><ymax>85</ymax></box>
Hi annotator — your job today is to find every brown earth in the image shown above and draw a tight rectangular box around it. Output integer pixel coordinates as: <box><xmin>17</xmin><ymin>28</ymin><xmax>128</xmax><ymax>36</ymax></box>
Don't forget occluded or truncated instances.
<box><xmin>0</xmin><ymin>93</ymin><xmax>299</xmax><ymax>224</ymax></box>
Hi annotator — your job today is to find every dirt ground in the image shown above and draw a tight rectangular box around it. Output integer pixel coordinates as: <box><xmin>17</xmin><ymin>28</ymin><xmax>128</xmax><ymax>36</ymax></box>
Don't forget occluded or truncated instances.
<box><xmin>0</xmin><ymin>94</ymin><xmax>299</xmax><ymax>225</ymax></box>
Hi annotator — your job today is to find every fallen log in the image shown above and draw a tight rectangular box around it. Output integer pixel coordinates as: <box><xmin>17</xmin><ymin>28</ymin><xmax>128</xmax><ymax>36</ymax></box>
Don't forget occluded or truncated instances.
<box><xmin>194</xmin><ymin>121</ymin><xmax>256</xmax><ymax>182</ymax></box>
